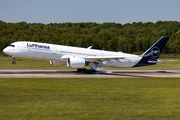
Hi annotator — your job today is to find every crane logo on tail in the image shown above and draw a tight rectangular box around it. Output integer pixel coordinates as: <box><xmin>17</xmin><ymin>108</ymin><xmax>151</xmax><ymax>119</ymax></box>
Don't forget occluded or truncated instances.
<box><xmin>151</xmin><ymin>47</ymin><xmax>160</xmax><ymax>57</ymax></box>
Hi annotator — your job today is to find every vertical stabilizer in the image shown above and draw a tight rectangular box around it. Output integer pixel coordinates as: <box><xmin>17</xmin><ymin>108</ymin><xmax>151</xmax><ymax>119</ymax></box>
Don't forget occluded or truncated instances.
<box><xmin>142</xmin><ymin>37</ymin><xmax>169</xmax><ymax>60</ymax></box>
<box><xmin>134</xmin><ymin>37</ymin><xmax>169</xmax><ymax>67</ymax></box>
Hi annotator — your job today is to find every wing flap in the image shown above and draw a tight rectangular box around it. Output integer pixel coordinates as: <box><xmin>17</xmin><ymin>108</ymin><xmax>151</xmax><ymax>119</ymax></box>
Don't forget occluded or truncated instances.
<box><xmin>86</xmin><ymin>56</ymin><xmax>125</xmax><ymax>63</ymax></box>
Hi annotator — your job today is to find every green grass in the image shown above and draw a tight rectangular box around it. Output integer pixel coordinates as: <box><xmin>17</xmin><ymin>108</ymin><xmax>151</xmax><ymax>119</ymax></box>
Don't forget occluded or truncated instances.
<box><xmin>0</xmin><ymin>56</ymin><xmax>71</xmax><ymax>69</ymax></box>
<box><xmin>1</xmin><ymin>78</ymin><xmax>180</xmax><ymax>119</ymax></box>
<box><xmin>0</xmin><ymin>56</ymin><xmax>180</xmax><ymax>69</ymax></box>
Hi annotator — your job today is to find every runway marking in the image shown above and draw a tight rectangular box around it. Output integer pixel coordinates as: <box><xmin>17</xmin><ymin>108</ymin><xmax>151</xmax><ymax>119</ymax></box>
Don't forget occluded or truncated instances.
<box><xmin>0</xmin><ymin>69</ymin><xmax>180</xmax><ymax>78</ymax></box>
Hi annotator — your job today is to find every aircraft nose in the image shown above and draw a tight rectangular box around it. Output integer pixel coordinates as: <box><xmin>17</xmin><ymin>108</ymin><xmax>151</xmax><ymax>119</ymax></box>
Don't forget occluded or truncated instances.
<box><xmin>3</xmin><ymin>48</ymin><xmax>8</xmax><ymax>54</ymax></box>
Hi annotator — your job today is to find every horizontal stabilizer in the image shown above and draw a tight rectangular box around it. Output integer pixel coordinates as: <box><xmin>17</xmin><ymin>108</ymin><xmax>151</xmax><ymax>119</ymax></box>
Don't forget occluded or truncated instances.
<box><xmin>148</xmin><ymin>60</ymin><xmax>176</xmax><ymax>64</ymax></box>
<box><xmin>148</xmin><ymin>61</ymin><xmax>164</xmax><ymax>64</ymax></box>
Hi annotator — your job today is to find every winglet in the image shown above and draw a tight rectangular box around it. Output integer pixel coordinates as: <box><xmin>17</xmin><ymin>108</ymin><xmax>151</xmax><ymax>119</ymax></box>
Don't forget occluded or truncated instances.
<box><xmin>87</xmin><ymin>46</ymin><xmax>92</xmax><ymax>49</ymax></box>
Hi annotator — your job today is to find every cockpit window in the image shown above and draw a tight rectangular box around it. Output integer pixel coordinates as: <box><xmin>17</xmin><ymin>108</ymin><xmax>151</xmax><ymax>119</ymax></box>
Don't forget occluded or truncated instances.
<box><xmin>9</xmin><ymin>44</ymin><xmax>15</xmax><ymax>47</ymax></box>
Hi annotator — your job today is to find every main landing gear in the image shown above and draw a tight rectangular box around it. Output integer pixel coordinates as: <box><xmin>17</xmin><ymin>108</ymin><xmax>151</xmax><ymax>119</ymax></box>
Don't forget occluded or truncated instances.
<box><xmin>77</xmin><ymin>67</ymin><xmax>113</xmax><ymax>74</ymax></box>
<box><xmin>12</xmin><ymin>56</ymin><xmax>16</xmax><ymax>64</ymax></box>
<box><xmin>77</xmin><ymin>68</ymin><xmax>96</xmax><ymax>74</ymax></box>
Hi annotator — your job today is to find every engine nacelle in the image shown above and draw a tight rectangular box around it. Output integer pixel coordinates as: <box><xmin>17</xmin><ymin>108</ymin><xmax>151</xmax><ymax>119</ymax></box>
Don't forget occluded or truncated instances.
<box><xmin>67</xmin><ymin>57</ymin><xmax>85</xmax><ymax>68</ymax></box>
<box><xmin>50</xmin><ymin>60</ymin><xmax>66</xmax><ymax>66</ymax></box>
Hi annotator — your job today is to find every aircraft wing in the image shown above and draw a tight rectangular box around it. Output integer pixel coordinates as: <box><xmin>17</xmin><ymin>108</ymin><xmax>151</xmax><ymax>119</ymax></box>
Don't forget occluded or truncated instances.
<box><xmin>86</xmin><ymin>56</ymin><xmax>125</xmax><ymax>63</ymax></box>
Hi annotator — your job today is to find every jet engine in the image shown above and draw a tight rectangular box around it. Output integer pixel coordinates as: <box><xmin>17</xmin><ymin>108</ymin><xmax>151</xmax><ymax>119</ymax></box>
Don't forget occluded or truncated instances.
<box><xmin>67</xmin><ymin>57</ymin><xmax>85</xmax><ymax>68</ymax></box>
<box><xmin>50</xmin><ymin>60</ymin><xmax>66</xmax><ymax>66</ymax></box>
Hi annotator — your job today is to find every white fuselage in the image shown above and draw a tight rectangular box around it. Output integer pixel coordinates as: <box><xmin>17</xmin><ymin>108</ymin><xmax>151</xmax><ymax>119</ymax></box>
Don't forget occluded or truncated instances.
<box><xmin>3</xmin><ymin>41</ymin><xmax>142</xmax><ymax>68</ymax></box>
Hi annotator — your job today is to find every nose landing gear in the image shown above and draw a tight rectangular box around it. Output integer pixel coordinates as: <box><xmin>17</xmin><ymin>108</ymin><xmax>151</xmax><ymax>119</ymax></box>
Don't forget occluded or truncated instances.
<box><xmin>12</xmin><ymin>56</ymin><xmax>16</xmax><ymax>64</ymax></box>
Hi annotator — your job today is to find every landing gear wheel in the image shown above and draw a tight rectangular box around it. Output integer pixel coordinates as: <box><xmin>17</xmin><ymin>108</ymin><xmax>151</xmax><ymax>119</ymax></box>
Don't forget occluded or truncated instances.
<box><xmin>77</xmin><ymin>68</ymin><xmax>96</xmax><ymax>74</ymax></box>
<box><xmin>12</xmin><ymin>61</ymin><xmax>16</xmax><ymax>64</ymax></box>
<box><xmin>12</xmin><ymin>56</ymin><xmax>16</xmax><ymax>64</ymax></box>
<box><xmin>87</xmin><ymin>70</ymin><xmax>92</xmax><ymax>74</ymax></box>
<box><xmin>77</xmin><ymin>68</ymin><xmax>82</xmax><ymax>72</ymax></box>
<box><xmin>82</xmin><ymin>68</ymin><xmax>87</xmax><ymax>73</ymax></box>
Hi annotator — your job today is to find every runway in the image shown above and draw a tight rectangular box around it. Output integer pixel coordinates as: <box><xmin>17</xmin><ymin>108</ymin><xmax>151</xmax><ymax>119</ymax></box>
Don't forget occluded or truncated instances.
<box><xmin>0</xmin><ymin>69</ymin><xmax>180</xmax><ymax>78</ymax></box>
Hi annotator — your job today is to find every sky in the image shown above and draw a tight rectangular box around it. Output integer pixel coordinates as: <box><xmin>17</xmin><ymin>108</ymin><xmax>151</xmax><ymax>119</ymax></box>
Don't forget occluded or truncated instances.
<box><xmin>1</xmin><ymin>0</ymin><xmax>180</xmax><ymax>24</ymax></box>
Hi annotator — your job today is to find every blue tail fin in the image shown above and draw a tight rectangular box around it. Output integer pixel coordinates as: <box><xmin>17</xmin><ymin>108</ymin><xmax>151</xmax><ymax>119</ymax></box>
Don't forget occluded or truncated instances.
<box><xmin>142</xmin><ymin>36</ymin><xmax>169</xmax><ymax>60</ymax></box>
<box><xmin>134</xmin><ymin>37</ymin><xmax>169</xmax><ymax>67</ymax></box>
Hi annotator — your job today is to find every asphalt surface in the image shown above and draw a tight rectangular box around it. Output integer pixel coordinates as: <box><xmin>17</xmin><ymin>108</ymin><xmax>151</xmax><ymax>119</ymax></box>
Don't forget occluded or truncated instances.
<box><xmin>0</xmin><ymin>69</ymin><xmax>180</xmax><ymax>78</ymax></box>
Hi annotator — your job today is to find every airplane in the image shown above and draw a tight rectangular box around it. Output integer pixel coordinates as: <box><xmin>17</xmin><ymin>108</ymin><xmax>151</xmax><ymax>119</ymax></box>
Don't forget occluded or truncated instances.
<box><xmin>3</xmin><ymin>36</ymin><xmax>169</xmax><ymax>73</ymax></box>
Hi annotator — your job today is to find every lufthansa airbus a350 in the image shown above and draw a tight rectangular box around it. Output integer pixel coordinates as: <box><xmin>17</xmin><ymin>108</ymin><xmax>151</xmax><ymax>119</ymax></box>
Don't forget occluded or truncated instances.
<box><xmin>3</xmin><ymin>37</ymin><xmax>169</xmax><ymax>73</ymax></box>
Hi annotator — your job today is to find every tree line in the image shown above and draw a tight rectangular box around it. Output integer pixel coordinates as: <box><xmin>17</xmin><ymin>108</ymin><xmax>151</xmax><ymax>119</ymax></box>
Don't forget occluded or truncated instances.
<box><xmin>1</xmin><ymin>20</ymin><xmax>180</xmax><ymax>54</ymax></box>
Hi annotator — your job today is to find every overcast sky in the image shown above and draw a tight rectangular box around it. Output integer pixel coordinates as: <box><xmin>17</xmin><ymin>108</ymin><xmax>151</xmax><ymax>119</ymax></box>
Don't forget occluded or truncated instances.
<box><xmin>1</xmin><ymin>0</ymin><xmax>180</xmax><ymax>24</ymax></box>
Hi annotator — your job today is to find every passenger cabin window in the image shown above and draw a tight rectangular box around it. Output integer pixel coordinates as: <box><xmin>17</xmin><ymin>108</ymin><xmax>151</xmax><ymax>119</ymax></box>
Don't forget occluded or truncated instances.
<box><xmin>9</xmin><ymin>44</ymin><xmax>15</xmax><ymax>47</ymax></box>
